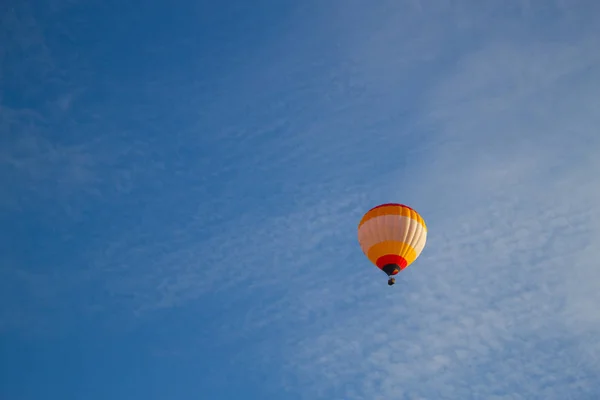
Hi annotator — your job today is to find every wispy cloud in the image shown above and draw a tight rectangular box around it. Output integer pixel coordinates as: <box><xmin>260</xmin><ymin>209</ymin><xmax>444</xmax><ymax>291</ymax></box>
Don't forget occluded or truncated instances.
<box><xmin>273</xmin><ymin>18</ymin><xmax>600</xmax><ymax>399</ymax></box>
<box><xmin>2</xmin><ymin>1</ymin><xmax>599</xmax><ymax>398</ymax></box>
<box><xmin>66</xmin><ymin>17</ymin><xmax>600</xmax><ymax>397</ymax></box>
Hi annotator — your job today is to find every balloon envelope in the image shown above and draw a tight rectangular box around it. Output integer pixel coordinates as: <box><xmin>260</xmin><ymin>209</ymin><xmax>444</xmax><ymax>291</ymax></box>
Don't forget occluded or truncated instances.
<box><xmin>357</xmin><ymin>203</ymin><xmax>427</xmax><ymax>275</ymax></box>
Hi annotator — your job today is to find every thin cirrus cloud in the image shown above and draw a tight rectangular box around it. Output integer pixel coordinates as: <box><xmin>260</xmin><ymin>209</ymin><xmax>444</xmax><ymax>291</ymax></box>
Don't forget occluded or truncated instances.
<box><xmin>276</xmin><ymin>19</ymin><xmax>600</xmax><ymax>400</ymax></box>
<box><xmin>1</xmin><ymin>0</ymin><xmax>599</xmax><ymax>399</ymax></box>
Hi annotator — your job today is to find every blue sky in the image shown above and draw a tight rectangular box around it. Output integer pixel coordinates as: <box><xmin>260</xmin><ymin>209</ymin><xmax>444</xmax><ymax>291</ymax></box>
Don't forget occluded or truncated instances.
<box><xmin>2</xmin><ymin>0</ymin><xmax>600</xmax><ymax>399</ymax></box>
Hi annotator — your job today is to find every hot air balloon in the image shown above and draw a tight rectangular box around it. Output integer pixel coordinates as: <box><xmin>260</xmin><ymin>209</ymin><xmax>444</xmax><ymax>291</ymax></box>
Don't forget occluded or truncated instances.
<box><xmin>357</xmin><ymin>203</ymin><xmax>427</xmax><ymax>285</ymax></box>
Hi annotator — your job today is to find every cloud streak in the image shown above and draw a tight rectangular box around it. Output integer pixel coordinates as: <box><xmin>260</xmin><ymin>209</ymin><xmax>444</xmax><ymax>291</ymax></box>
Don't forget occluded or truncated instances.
<box><xmin>2</xmin><ymin>1</ymin><xmax>600</xmax><ymax>399</ymax></box>
<box><xmin>274</xmin><ymin>28</ymin><xmax>600</xmax><ymax>400</ymax></box>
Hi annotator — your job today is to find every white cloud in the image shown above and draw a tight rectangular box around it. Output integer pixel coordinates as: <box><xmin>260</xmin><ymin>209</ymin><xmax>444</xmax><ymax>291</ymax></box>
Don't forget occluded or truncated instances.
<box><xmin>2</xmin><ymin>1</ymin><xmax>600</xmax><ymax>398</ymax></box>
<box><xmin>272</xmin><ymin>17</ymin><xmax>600</xmax><ymax>400</ymax></box>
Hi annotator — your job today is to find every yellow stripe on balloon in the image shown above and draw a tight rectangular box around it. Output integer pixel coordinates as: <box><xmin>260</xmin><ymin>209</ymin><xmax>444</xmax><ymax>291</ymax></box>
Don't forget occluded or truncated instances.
<box><xmin>366</xmin><ymin>240</ymin><xmax>417</xmax><ymax>265</ymax></box>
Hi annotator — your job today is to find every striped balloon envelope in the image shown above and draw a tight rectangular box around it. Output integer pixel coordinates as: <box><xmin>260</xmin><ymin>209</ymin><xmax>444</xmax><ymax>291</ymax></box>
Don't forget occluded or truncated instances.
<box><xmin>357</xmin><ymin>203</ymin><xmax>427</xmax><ymax>284</ymax></box>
